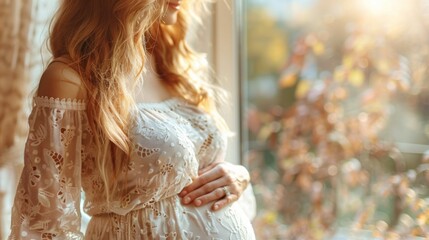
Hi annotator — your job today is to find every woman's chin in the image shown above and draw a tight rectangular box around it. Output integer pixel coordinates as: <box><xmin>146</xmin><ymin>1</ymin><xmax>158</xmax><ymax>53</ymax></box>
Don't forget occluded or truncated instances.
<box><xmin>162</xmin><ymin>13</ymin><xmax>179</xmax><ymax>25</ymax></box>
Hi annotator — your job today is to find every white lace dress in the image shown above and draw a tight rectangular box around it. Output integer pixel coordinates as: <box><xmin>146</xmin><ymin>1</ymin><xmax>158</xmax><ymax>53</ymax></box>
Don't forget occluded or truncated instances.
<box><xmin>8</xmin><ymin>97</ymin><xmax>255</xmax><ymax>240</ymax></box>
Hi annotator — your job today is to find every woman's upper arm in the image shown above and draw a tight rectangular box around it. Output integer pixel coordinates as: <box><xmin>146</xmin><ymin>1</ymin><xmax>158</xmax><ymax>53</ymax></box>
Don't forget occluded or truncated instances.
<box><xmin>8</xmin><ymin>62</ymin><xmax>89</xmax><ymax>239</ymax></box>
<box><xmin>37</xmin><ymin>61</ymin><xmax>87</xmax><ymax>100</ymax></box>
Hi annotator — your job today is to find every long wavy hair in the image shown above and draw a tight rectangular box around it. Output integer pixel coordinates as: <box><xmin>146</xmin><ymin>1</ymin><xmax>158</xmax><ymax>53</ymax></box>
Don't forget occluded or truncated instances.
<box><xmin>49</xmin><ymin>0</ymin><xmax>227</xmax><ymax>201</ymax></box>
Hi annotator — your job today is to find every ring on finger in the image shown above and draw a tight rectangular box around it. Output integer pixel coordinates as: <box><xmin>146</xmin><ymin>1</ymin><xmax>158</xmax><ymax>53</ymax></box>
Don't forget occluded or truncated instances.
<box><xmin>222</xmin><ymin>186</ymin><xmax>231</xmax><ymax>197</ymax></box>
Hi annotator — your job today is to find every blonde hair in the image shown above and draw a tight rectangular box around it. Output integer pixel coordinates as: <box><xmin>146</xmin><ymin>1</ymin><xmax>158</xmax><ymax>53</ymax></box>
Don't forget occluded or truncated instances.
<box><xmin>49</xmin><ymin>0</ymin><xmax>227</xmax><ymax>201</ymax></box>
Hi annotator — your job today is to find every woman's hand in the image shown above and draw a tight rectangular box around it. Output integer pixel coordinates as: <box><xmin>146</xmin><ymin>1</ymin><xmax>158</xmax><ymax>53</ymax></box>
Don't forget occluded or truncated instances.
<box><xmin>178</xmin><ymin>162</ymin><xmax>250</xmax><ymax>211</ymax></box>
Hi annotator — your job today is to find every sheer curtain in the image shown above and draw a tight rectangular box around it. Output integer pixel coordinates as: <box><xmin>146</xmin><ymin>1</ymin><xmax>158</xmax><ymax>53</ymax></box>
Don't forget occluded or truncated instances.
<box><xmin>0</xmin><ymin>0</ymin><xmax>57</xmax><ymax>237</ymax></box>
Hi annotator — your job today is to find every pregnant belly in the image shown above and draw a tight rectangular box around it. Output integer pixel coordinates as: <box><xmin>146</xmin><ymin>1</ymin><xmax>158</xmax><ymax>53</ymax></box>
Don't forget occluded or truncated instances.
<box><xmin>85</xmin><ymin>195</ymin><xmax>255</xmax><ymax>240</ymax></box>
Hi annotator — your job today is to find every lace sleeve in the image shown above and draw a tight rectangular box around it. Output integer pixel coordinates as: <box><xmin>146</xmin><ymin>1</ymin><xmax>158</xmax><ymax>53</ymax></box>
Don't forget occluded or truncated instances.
<box><xmin>8</xmin><ymin>97</ymin><xmax>89</xmax><ymax>240</ymax></box>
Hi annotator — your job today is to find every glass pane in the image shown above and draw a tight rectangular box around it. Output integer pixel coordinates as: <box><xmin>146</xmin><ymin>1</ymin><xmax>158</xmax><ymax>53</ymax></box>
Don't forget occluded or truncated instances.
<box><xmin>241</xmin><ymin>0</ymin><xmax>429</xmax><ymax>239</ymax></box>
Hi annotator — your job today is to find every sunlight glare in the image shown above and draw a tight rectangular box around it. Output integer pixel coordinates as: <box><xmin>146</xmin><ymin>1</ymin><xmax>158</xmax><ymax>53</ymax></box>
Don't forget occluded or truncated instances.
<box><xmin>362</xmin><ymin>0</ymin><xmax>388</xmax><ymax>15</ymax></box>
<box><xmin>360</xmin><ymin>0</ymin><xmax>407</xmax><ymax>17</ymax></box>
<box><xmin>358</xmin><ymin>0</ymin><xmax>410</xmax><ymax>28</ymax></box>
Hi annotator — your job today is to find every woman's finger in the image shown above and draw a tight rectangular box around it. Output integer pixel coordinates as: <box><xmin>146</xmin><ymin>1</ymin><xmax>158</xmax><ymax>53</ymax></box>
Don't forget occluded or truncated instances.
<box><xmin>179</xmin><ymin>164</ymin><xmax>227</xmax><ymax>197</ymax></box>
<box><xmin>190</xmin><ymin>187</ymin><xmax>228</xmax><ymax>207</ymax></box>
<box><xmin>181</xmin><ymin>175</ymin><xmax>229</xmax><ymax>204</ymax></box>
<box><xmin>211</xmin><ymin>194</ymin><xmax>238</xmax><ymax>211</ymax></box>
<box><xmin>178</xmin><ymin>162</ymin><xmax>251</xmax><ymax>209</ymax></box>
<box><xmin>194</xmin><ymin>185</ymin><xmax>239</xmax><ymax>208</ymax></box>
<box><xmin>182</xmin><ymin>174</ymin><xmax>241</xmax><ymax>206</ymax></box>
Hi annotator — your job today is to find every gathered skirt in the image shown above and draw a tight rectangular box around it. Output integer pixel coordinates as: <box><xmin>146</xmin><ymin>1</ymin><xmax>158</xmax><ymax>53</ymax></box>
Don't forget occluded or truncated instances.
<box><xmin>85</xmin><ymin>195</ymin><xmax>255</xmax><ymax>240</ymax></box>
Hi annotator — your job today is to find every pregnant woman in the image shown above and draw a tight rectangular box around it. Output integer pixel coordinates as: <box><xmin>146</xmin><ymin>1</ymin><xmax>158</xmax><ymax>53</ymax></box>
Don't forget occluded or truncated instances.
<box><xmin>8</xmin><ymin>0</ymin><xmax>255</xmax><ymax>239</ymax></box>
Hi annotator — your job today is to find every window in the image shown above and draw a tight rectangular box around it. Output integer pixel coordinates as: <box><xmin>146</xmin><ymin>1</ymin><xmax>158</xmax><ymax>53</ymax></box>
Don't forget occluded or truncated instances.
<box><xmin>241</xmin><ymin>0</ymin><xmax>429</xmax><ymax>238</ymax></box>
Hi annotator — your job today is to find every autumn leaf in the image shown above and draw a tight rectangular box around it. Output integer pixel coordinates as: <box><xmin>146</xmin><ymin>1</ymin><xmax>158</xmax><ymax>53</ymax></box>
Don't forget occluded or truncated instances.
<box><xmin>258</xmin><ymin>124</ymin><xmax>275</xmax><ymax>141</ymax></box>
<box><xmin>354</xmin><ymin>36</ymin><xmax>373</xmax><ymax>54</ymax></box>
<box><xmin>295</xmin><ymin>80</ymin><xmax>312</xmax><ymax>99</ymax></box>
<box><xmin>279</xmin><ymin>71</ymin><xmax>298</xmax><ymax>88</ymax></box>
<box><xmin>417</xmin><ymin>209</ymin><xmax>429</xmax><ymax>226</ymax></box>
<box><xmin>348</xmin><ymin>69</ymin><xmax>365</xmax><ymax>87</ymax></box>
<box><xmin>312</xmin><ymin>42</ymin><xmax>325</xmax><ymax>56</ymax></box>
<box><xmin>375</xmin><ymin>59</ymin><xmax>391</xmax><ymax>74</ymax></box>
<box><xmin>334</xmin><ymin>67</ymin><xmax>347</xmax><ymax>82</ymax></box>
<box><xmin>342</xmin><ymin>55</ymin><xmax>355</xmax><ymax>69</ymax></box>
<box><xmin>263</xmin><ymin>211</ymin><xmax>278</xmax><ymax>224</ymax></box>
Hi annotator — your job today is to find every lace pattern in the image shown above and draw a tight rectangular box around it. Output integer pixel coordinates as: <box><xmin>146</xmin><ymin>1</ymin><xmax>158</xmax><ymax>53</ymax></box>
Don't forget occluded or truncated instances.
<box><xmin>9</xmin><ymin>97</ymin><xmax>90</xmax><ymax>240</ymax></box>
<box><xmin>9</xmin><ymin>97</ymin><xmax>255</xmax><ymax>240</ymax></box>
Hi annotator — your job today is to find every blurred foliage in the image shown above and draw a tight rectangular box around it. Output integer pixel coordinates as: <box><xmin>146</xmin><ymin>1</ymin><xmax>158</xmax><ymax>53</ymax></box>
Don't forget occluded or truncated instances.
<box><xmin>246</xmin><ymin>8</ymin><xmax>289</xmax><ymax>78</ymax></box>
<box><xmin>245</xmin><ymin>0</ymin><xmax>429</xmax><ymax>239</ymax></box>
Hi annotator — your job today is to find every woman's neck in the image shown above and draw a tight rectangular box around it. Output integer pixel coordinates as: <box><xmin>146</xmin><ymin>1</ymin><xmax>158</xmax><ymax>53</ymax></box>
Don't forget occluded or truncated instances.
<box><xmin>133</xmin><ymin>53</ymin><xmax>175</xmax><ymax>103</ymax></box>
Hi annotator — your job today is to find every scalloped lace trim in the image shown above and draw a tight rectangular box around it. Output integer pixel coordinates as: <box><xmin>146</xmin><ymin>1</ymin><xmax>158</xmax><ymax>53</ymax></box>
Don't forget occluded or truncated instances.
<box><xmin>34</xmin><ymin>96</ymin><xmax>86</xmax><ymax>110</ymax></box>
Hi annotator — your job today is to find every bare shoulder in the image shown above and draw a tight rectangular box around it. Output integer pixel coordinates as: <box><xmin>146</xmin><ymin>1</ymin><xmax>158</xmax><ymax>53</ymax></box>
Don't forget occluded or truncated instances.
<box><xmin>37</xmin><ymin>60</ymin><xmax>87</xmax><ymax>100</ymax></box>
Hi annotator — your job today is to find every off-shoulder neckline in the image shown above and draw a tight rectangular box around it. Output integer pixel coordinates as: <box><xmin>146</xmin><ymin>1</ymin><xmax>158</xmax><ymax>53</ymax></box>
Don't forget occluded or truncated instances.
<box><xmin>33</xmin><ymin>96</ymin><xmax>188</xmax><ymax>111</ymax></box>
<box><xmin>34</xmin><ymin>96</ymin><xmax>86</xmax><ymax>110</ymax></box>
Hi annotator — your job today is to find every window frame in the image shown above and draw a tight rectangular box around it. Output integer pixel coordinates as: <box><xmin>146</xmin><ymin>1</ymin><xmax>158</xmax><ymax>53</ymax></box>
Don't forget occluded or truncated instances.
<box><xmin>211</xmin><ymin>0</ymin><xmax>243</xmax><ymax>165</ymax></box>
